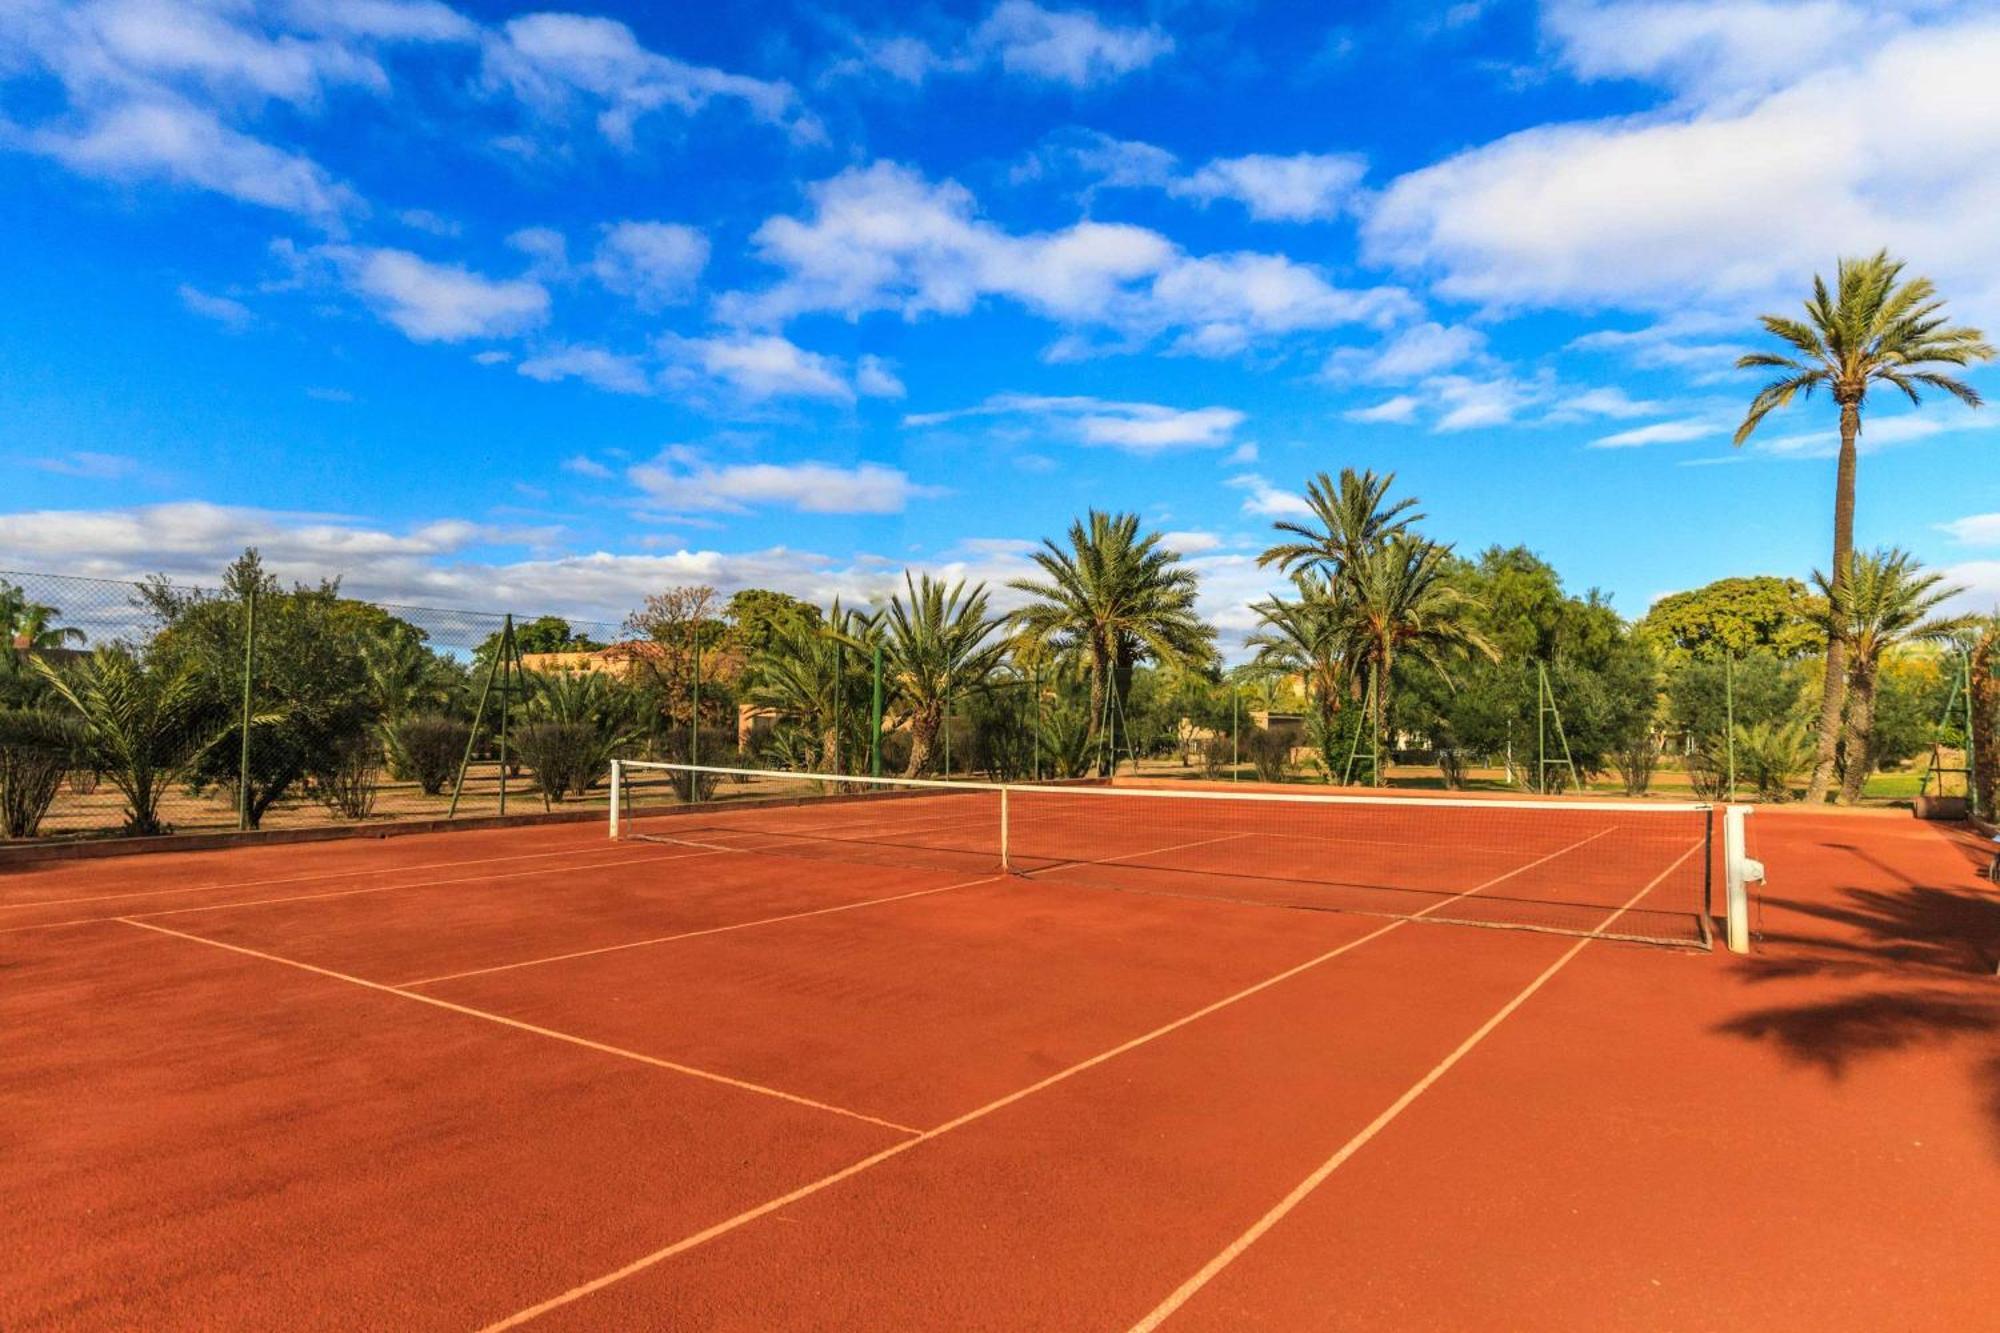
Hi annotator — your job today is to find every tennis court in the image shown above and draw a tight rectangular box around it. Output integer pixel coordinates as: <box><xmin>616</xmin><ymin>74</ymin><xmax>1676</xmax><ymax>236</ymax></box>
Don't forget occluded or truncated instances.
<box><xmin>4</xmin><ymin>775</ymin><xmax>1995</xmax><ymax>1330</ymax></box>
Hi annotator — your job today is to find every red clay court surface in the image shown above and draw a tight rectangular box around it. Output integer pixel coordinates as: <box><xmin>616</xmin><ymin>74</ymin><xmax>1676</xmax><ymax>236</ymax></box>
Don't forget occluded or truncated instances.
<box><xmin>4</xmin><ymin>798</ymin><xmax>1998</xmax><ymax>1330</ymax></box>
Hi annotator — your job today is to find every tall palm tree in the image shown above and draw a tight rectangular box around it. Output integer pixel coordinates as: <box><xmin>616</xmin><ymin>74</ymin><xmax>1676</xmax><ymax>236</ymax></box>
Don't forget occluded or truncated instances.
<box><xmin>1812</xmin><ymin>549</ymin><xmax>1970</xmax><ymax>803</ymax></box>
<box><xmin>1256</xmin><ymin>468</ymin><xmax>1423</xmax><ymax>579</ymax></box>
<box><xmin>1734</xmin><ymin>251</ymin><xmax>1993</xmax><ymax>801</ymax></box>
<box><xmin>1344</xmin><ymin>536</ymin><xmax>1497</xmax><ymax>784</ymax></box>
<box><xmin>1247</xmin><ymin>571</ymin><xmax>1355</xmax><ymax>772</ymax></box>
<box><xmin>747</xmin><ymin>600</ymin><xmax>880</xmax><ymax>772</ymax></box>
<box><xmin>1009</xmin><ymin>512</ymin><xmax>1215</xmax><ymax>762</ymax></box>
<box><xmin>883</xmin><ymin>573</ymin><xmax>1007</xmax><ymax>776</ymax></box>
<box><xmin>32</xmin><ymin>649</ymin><xmax>228</xmax><ymax>836</ymax></box>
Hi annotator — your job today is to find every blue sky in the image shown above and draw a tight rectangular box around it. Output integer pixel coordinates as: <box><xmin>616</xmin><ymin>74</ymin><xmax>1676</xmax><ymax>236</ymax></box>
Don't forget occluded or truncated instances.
<box><xmin>3</xmin><ymin>0</ymin><xmax>1998</xmax><ymax>654</ymax></box>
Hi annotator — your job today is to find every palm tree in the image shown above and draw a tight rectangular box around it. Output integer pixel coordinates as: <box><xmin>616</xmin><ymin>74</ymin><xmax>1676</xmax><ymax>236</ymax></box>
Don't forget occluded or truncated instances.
<box><xmin>1247</xmin><ymin>572</ymin><xmax>1355</xmax><ymax>775</ymax></box>
<box><xmin>747</xmin><ymin>600</ymin><xmax>880</xmax><ymax>772</ymax></box>
<box><xmin>1009</xmin><ymin>511</ymin><xmax>1215</xmax><ymax>765</ymax></box>
<box><xmin>1733</xmin><ymin>251</ymin><xmax>1993</xmax><ymax>801</ymax></box>
<box><xmin>883</xmin><ymin>573</ymin><xmax>1007</xmax><ymax>776</ymax></box>
<box><xmin>1344</xmin><ymin>536</ymin><xmax>1497</xmax><ymax>784</ymax></box>
<box><xmin>1812</xmin><ymin>549</ymin><xmax>1970</xmax><ymax>803</ymax></box>
<box><xmin>1</xmin><ymin>581</ymin><xmax>85</xmax><ymax>658</ymax></box>
<box><xmin>1256</xmin><ymin>469</ymin><xmax>1423</xmax><ymax>579</ymax></box>
<box><xmin>32</xmin><ymin>649</ymin><xmax>228</xmax><ymax>836</ymax></box>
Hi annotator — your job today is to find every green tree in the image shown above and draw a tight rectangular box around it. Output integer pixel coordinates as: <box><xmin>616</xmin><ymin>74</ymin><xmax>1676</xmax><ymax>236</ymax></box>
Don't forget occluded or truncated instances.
<box><xmin>1</xmin><ymin>580</ymin><xmax>86</xmax><ymax>654</ymax></box>
<box><xmin>747</xmin><ymin>600</ymin><xmax>880</xmax><ymax>771</ymax></box>
<box><xmin>1009</xmin><ymin>511</ymin><xmax>1216</xmax><ymax>768</ymax></box>
<box><xmin>33</xmin><ymin>649</ymin><xmax>227</xmax><ymax>836</ymax></box>
<box><xmin>1815</xmin><ymin>548</ymin><xmax>1969</xmax><ymax>802</ymax></box>
<box><xmin>1256</xmin><ymin>469</ymin><xmax>1422</xmax><ymax>580</ymax></box>
<box><xmin>140</xmin><ymin>550</ymin><xmax>379</xmax><ymax>827</ymax></box>
<box><xmin>621</xmin><ymin>585</ymin><xmax>734</xmax><ymax>742</ymax></box>
<box><xmin>1345</xmin><ymin>536</ymin><xmax>1497</xmax><ymax>784</ymax></box>
<box><xmin>1733</xmin><ymin>250</ymin><xmax>1993</xmax><ymax>801</ymax></box>
<box><xmin>1246</xmin><ymin>572</ymin><xmax>1354</xmax><ymax>779</ymax></box>
<box><xmin>883</xmin><ymin>573</ymin><xmax>1007</xmax><ymax>776</ymax></box>
<box><xmin>1635</xmin><ymin>576</ymin><xmax>1823</xmax><ymax>666</ymax></box>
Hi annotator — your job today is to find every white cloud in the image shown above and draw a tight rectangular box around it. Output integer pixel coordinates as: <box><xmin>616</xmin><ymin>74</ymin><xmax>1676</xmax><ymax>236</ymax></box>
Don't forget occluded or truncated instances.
<box><xmin>1160</xmin><ymin>529</ymin><xmax>1224</xmax><ymax>554</ymax></box>
<box><xmin>1939</xmin><ymin>513</ymin><xmax>2000</xmax><ymax>546</ymax></box>
<box><xmin>1543</xmin><ymin>0</ymin><xmax>1892</xmax><ymax>101</ymax></box>
<box><xmin>1227</xmin><ymin>473</ymin><xmax>1314</xmax><ymax>518</ymax></box>
<box><xmin>1745</xmin><ymin>408</ymin><xmax>1998</xmax><ymax>459</ymax></box>
<box><xmin>1170</xmin><ymin>152</ymin><xmax>1366</xmax><ymax>222</ymax></box>
<box><xmin>725</xmin><ymin>161</ymin><xmax>1411</xmax><ymax>354</ymax></box>
<box><xmin>0</xmin><ymin>0</ymin><xmax>483</xmax><ymax>220</ymax></box>
<box><xmin>855</xmin><ymin>355</ymin><xmax>906</xmax><ymax>399</ymax></box>
<box><xmin>1343</xmin><ymin>395</ymin><xmax>1420</xmax><ymax>425</ymax></box>
<box><xmin>1224</xmin><ymin>442</ymin><xmax>1259</xmax><ymax>464</ymax></box>
<box><xmin>562</xmin><ymin>455</ymin><xmax>615</xmax><ymax>479</ymax></box>
<box><xmin>1430</xmin><ymin>373</ymin><xmax>1543</xmax><ymax>432</ymax></box>
<box><xmin>0</xmin><ymin>499</ymin><xmax>933</xmax><ymax>629</ymax></box>
<box><xmin>326</xmin><ymin>246</ymin><xmax>550</xmax><ymax>342</ymax></box>
<box><xmin>396</xmin><ymin>207</ymin><xmax>461</xmax><ymax>236</ymax></box>
<box><xmin>591</xmin><ymin>221</ymin><xmax>708</xmax><ymax>308</ymax></box>
<box><xmin>1938</xmin><ymin>560</ymin><xmax>2000</xmax><ymax>618</ymax></box>
<box><xmin>1346</xmin><ymin>321</ymin><xmax>1486</xmax><ymax>383</ymax></box>
<box><xmin>662</xmin><ymin>332</ymin><xmax>857</xmax><ymax>402</ymax></box>
<box><xmin>905</xmin><ymin>393</ymin><xmax>1247</xmax><ymax>454</ymax></box>
<box><xmin>972</xmin><ymin>1</ymin><xmax>1172</xmax><ymax>88</ymax></box>
<box><xmin>1363</xmin><ymin>14</ymin><xmax>2000</xmax><ymax>322</ymax></box>
<box><xmin>1589</xmin><ymin>418</ymin><xmax>1718</xmax><ymax>448</ymax></box>
<box><xmin>28</xmin><ymin>99</ymin><xmax>356</xmax><ymax>218</ymax></box>
<box><xmin>629</xmin><ymin>451</ymin><xmax>936</xmax><ymax>514</ymax></box>
<box><xmin>26</xmin><ymin>451</ymin><xmax>140</xmax><ymax>480</ymax></box>
<box><xmin>1548</xmin><ymin>385</ymin><xmax>1667</xmax><ymax>420</ymax></box>
<box><xmin>517</xmin><ymin>345</ymin><xmax>652</xmax><ymax>394</ymax></box>
<box><xmin>285</xmin><ymin>0</ymin><xmax>478</xmax><ymax>45</ymax></box>
<box><xmin>177</xmin><ymin>283</ymin><xmax>252</xmax><ymax>329</ymax></box>
<box><xmin>480</xmin><ymin>12</ymin><xmax>817</xmax><ymax>147</ymax></box>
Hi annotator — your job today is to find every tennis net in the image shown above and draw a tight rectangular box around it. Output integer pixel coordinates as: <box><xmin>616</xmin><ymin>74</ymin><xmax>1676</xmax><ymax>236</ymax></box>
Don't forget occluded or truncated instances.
<box><xmin>609</xmin><ymin>762</ymin><xmax>1746</xmax><ymax>949</ymax></box>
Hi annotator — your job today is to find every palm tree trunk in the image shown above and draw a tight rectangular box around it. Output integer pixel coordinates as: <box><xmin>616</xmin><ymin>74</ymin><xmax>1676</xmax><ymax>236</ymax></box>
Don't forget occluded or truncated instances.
<box><xmin>1836</xmin><ymin>664</ymin><xmax>1878</xmax><ymax>805</ymax></box>
<box><xmin>1374</xmin><ymin>640</ymin><xmax>1392</xmax><ymax>787</ymax></box>
<box><xmin>1807</xmin><ymin>401</ymin><xmax>1860</xmax><ymax>802</ymax></box>
<box><xmin>905</xmin><ymin>708</ymin><xmax>938</xmax><ymax>777</ymax></box>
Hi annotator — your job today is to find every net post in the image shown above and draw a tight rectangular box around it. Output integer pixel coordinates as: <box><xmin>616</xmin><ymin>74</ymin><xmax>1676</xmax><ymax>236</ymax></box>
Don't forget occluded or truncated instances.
<box><xmin>1724</xmin><ymin>804</ymin><xmax>1761</xmax><ymax>954</ymax></box>
<box><xmin>999</xmin><ymin>786</ymin><xmax>1010</xmax><ymax>871</ymax></box>
<box><xmin>609</xmin><ymin>760</ymin><xmax>622</xmax><ymax>840</ymax></box>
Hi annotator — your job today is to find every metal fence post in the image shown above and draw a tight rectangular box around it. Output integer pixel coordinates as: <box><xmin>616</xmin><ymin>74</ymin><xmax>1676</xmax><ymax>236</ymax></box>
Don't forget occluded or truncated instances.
<box><xmin>237</xmin><ymin>585</ymin><xmax>255</xmax><ymax>831</ymax></box>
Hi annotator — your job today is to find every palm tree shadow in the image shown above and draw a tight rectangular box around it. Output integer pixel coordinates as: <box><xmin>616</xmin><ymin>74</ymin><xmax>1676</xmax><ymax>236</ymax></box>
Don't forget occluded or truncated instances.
<box><xmin>1717</xmin><ymin>878</ymin><xmax>2000</xmax><ymax>1154</ymax></box>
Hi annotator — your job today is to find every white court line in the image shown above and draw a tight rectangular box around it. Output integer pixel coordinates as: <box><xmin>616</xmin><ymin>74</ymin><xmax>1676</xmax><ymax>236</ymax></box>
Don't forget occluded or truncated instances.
<box><xmin>0</xmin><ymin>838</ymin><xmax>661</xmax><ymax>913</ymax></box>
<box><xmin>400</xmin><ymin>874</ymin><xmax>1006</xmax><ymax>988</ymax></box>
<box><xmin>1126</xmin><ymin>838</ymin><xmax>1705</xmax><ymax>1332</ymax></box>
<box><xmin>117</xmin><ymin>917</ymin><xmax>920</xmax><ymax>1136</ymax></box>
<box><xmin>475</xmin><ymin>825</ymin><xmax>1616</xmax><ymax>1331</ymax></box>
<box><xmin>0</xmin><ymin>845</ymin><xmax>731</xmax><ymax>935</ymax></box>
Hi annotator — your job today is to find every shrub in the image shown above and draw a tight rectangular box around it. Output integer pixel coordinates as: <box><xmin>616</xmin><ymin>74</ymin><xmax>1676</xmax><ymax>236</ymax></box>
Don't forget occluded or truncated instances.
<box><xmin>1197</xmin><ymin>734</ymin><xmax>1230</xmax><ymax>780</ymax></box>
<box><xmin>1244</xmin><ymin>726</ymin><xmax>1290</xmax><ymax>782</ymax></box>
<box><xmin>1734</xmin><ymin>720</ymin><xmax>1814</xmax><ymax>802</ymax></box>
<box><xmin>312</xmin><ymin>734</ymin><xmax>381</xmax><ymax>821</ymax></box>
<box><xmin>514</xmin><ymin>720</ymin><xmax>612</xmax><ymax>802</ymax></box>
<box><xmin>1612</xmin><ymin>733</ymin><xmax>1659</xmax><ymax>797</ymax></box>
<box><xmin>0</xmin><ymin>709</ymin><xmax>82</xmax><ymax>838</ymax></box>
<box><xmin>387</xmin><ymin>715</ymin><xmax>470</xmax><ymax>796</ymax></box>
<box><xmin>1682</xmin><ymin>742</ymin><xmax>1732</xmax><ymax>801</ymax></box>
<box><xmin>653</xmin><ymin>729</ymin><xmax>721</xmax><ymax>802</ymax></box>
<box><xmin>1435</xmin><ymin>747</ymin><xmax>1470</xmax><ymax>790</ymax></box>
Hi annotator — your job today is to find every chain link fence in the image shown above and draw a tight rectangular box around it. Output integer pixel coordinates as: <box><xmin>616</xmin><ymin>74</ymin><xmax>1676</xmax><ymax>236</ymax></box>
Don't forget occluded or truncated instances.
<box><xmin>2</xmin><ymin>566</ymin><xmax>639</xmax><ymax>843</ymax></box>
